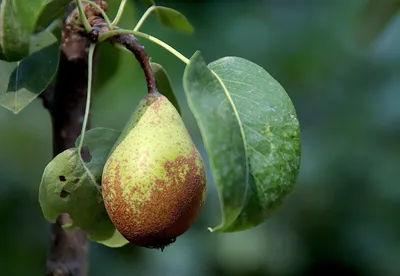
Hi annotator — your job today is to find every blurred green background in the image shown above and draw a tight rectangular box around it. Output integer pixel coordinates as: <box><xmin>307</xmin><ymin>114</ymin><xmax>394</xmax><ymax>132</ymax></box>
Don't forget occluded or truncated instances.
<box><xmin>1</xmin><ymin>0</ymin><xmax>400</xmax><ymax>275</ymax></box>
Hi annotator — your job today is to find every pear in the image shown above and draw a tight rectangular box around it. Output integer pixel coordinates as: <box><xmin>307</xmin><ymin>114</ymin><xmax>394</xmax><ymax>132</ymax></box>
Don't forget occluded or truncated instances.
<box><xmin>102</xmin><ymin>91</ymin><xmax>207</xmax><ymax>250</ymax></box>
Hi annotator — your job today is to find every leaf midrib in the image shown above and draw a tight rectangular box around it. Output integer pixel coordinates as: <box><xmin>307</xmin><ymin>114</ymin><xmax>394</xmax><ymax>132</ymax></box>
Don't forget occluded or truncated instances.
<box><xmin>211</xmin><ymin>69</ymin><xmax>250</xmax><ymax>214</ymax></box>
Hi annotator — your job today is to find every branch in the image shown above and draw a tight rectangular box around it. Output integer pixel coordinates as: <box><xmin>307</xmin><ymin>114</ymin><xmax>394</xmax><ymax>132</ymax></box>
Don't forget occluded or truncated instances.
<box><xmin>40</xmin><ymin>2</ymin><xmax>107</xmax><ymax>275</ymax></box>
<box><xmin>45</xmin><ymin>33</ymin><xmax>90</xmax><ymax>276</ymax></box>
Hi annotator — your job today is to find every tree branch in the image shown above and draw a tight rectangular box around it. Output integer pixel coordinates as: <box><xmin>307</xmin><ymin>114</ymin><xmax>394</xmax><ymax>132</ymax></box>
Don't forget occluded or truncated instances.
<box><xmin>41</xmin><ymin>2</ymin><xmax>107</xmax><ymax>275</ymax></box>
<box><xmin>45</xmin><ymin>36</ymin><xmax>90</xmax><ymax>276</ymax></box>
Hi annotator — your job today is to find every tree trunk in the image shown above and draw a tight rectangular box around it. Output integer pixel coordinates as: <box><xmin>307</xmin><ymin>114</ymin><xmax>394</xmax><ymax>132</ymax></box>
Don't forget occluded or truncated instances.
<box><xmin>41</xmin><ymin>6</ymin><xmax>94</xmax><ymax>276</ymax></box>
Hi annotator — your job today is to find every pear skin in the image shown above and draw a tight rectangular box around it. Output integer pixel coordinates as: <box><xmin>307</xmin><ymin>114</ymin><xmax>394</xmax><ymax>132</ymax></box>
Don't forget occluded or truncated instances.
<box><xmin>102</xmin><ymin>92</ymin><xmax>207</xmax><ymax>249</ymax></box>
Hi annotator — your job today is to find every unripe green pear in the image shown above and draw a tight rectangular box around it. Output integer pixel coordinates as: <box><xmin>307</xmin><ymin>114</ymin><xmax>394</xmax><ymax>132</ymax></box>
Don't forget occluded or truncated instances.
<box><xmin>102</xmin><ymin>91</ymin><xmax>207</xmax><ymax>250</ymax></box>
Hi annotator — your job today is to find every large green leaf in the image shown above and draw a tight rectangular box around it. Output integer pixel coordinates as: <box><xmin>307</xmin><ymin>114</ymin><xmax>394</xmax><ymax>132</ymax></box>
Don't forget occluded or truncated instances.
<box><xmin>153</xmin><ymin>6</ymin><xmax>194</xmax><ymax>34</ymax></box>
<box><xmin>151</xmin><ymin>62</ymin><xmax>181</xmax><ymax>113</ymax></box>
<box><xmin>183</xmin><ymin>51</ymin><xmax>301</xmax><ymax>232</ymax></box>
<box><xmin>39</xmin><ymin>128</ymin><xmax>129</xmax><ymax>247</ymax></box>
<box><xmin>0</xmin><ymin>30</ymin><xmax>59</xmax><ymax>114</ymax></box>
<box><xmin>0</xmin><ymin>0</ymin><xmax>47</xmax><ymax>61</ymax></box>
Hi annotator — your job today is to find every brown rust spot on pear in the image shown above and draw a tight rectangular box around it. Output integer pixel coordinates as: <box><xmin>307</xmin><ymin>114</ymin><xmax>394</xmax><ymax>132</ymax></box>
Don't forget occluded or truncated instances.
<box><xmin>102</xmin><ymin>146</ymin><xmax>206</xmax><ymax>249</ymax></box>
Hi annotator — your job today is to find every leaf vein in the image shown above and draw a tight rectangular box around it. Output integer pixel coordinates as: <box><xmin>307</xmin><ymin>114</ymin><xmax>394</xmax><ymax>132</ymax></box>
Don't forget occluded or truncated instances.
<box><xmin>211</xmin><ymin>69</ymin><xmax>249</xmax><ymax>214</ymax></box>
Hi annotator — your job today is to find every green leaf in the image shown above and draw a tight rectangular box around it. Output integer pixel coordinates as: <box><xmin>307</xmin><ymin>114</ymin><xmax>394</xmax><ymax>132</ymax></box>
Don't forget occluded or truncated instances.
<box><xmin>36</xmin><ymin>0</ymin><xmax>71</xmax><ymax>31</ymax></box>
<box><xmin>151</xmin><ymin>62</ymin><xmax>181</xmax><ymax>114</ymax></box>
<box><xmin>183</xmin><ymin>51</ymin><xmax>301</xmax><ymax>232</ymax></box>
<box><xmin>154</xmin><ymin>6</ymin><xmax>194</xmax><ymax>34</ymax></box>
<box><xmin>98</xmin><ymin>229</ymin><xmax>129</xmax><ymax>248</ymax></box>
<box><xmin>39</xmin><ymin>128</ymin><xmax>129</xmax><ymax>247</ymax></box>
<box><xmin>0</xmin><ymin>0</ymin><xmax>47</xmax><ymax>61</ymax></box>
<box><xmin>0</xmin><ymin>30</ymin><xmax>59</xmax><ymax>114</ymax></box>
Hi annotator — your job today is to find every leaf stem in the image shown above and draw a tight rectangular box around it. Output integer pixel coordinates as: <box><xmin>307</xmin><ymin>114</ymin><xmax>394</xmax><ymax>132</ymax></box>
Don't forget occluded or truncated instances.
<box><xmin>112</xmin><ymin>0</ymin><xmax>127</xmax><ymax>27</ymax></box>
<box><xmin>45</xmin><ymin>19</ymin><xmax>62</xmax><ymax>33</ymax></box>
<box><xmin>133</xmin><ymin>5</ymin><xmax>156</xmax><ymax>31</ymax></box>
<box><xmin>81</xmin><ymin>0</ymin><xmax>113</xmax><ymax>31</ymax></box>
<box><xmin>99</xmin><ymin>30</ymin><xmax>189</xmax><ymax>64</ymax></box>
<box><xmin>75</xmin><ymin>0</ymin><xmax>93</xmax><ymax>33</ymax></box>
<box><xmin>78</xmin><ymin>43</ymin><xmax>96</xmax><ymax>151</ymax></box>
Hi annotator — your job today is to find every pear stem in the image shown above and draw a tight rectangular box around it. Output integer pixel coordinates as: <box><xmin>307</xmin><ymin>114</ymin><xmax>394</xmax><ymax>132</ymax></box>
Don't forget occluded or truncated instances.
<box><xmin>108</xmin><ymin>32</ymin><xmax>158</xmax><ymax>94</ymax></box>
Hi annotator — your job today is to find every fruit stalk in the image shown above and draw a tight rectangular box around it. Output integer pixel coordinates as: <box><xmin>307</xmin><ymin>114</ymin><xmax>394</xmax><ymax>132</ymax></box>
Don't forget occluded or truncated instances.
<box><xmin>108</xmin><ymin>32</ymin><xmax>158</xmax><ymax>94</ymax></box>
<box><xmin>83</xmin><ymin>7</ymin><xmax>158</xmax><ymax>95</ymax></box>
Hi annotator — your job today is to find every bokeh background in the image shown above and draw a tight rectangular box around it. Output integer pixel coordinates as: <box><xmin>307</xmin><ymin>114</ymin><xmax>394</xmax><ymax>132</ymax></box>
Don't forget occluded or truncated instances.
<box><xmin>1</xmin><ymin>0</ymin><xmax>400</xmax><ymax>275</ymax></box>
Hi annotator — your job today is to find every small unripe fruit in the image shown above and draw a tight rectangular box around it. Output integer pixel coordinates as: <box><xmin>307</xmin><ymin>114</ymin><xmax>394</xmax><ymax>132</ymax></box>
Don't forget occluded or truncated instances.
<box><xmin>102</xmin><ymin>92</ymin><xmax>207</xmax><ymax>250</ymax></box>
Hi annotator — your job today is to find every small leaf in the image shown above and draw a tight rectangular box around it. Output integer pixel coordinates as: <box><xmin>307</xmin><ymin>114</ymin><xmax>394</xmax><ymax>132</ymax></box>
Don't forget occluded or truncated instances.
<box><xmin>39</xmin><ymin>128</ymin><xmax>129</xmax><ymax>247</ymax></box>
<box><xmin>151</xmin><ymin>62</ymin><xmax>181</xmax><ymax>113</ymax></box>
<box><xmin>0</xmin><ymin>30</ymin><xmax>59</xmax><ymax>113</ymax></box>
<box><xmin>36</xmin><ymin>0</ymin><xmax>71</xmax><ymax>31</ymax></box>
<box><xmin>154</xmin><ymin>6</ymin><xmax>194</xmax><ymax>34</ymax></box>
<box><xmin>0</xmin><ymin>0</ymin><xmax>47</xmax><ymax>61</ymax></box>
<box><xmin>183</xmin><ymin>52</ymin><xmax>301</xmax><ymax>232</ymax></box>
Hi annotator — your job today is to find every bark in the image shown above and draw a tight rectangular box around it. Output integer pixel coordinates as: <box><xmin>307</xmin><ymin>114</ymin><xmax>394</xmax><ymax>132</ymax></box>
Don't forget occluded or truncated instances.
<box><xmin>44</xmin><ymin>51</ymin><xmax>90</xmax><ymax>276</ymax></box>
<box><xmin>41</xmin><ymin>4</ymin><xmax>95</xmax><ymax>276</ymax></box>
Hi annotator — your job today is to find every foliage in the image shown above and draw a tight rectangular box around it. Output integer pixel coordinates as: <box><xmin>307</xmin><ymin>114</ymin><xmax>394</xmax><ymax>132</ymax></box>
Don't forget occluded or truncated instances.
<box><xmin>0</xmin><ymin>31</ymin><xmax>59</xmax><ymax>113</ymax></box>
<box><xmin>184</xmin><ymin>52</ymin><xmax>300</xmax><ymax>232</ymax></box>
<box><xmin>0</xmin><ymin>0</ymin><xmax>302</xmax><ymax>249</ymax></box>
<box><xmin>2</xmin><ymin>0</ymin><xmax>399</xmax><ymax>275</ymax></box>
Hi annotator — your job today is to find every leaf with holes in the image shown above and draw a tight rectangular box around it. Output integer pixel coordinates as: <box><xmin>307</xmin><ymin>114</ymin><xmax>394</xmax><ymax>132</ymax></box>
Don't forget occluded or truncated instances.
<box><xmin>151</xmin><ymin>62</ymin><xmax>181</xmax><ymax>113</ymax></box>
<box><xmin>38</xmin><ymin>128</ymin><xmax>128</xmax><ymax>247</ymax></box>
<box><xmin>0</xmin><ymin>0</ymin><xmax>48</xmax><ymax>61</ymax></box>
<box><xmin>0</xmin><ymin>30</ymin><xmax>59</xmax><ymax>113</ymax></box>
<box><xmin>153</xmin><ymin>6</ymin><xmax>194</xmax><ymax>34</ymax></box>
<box><xmin>183</xmin><ymin>51</ymin><xmax>301</xmax><ymax>232</ymax></box>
